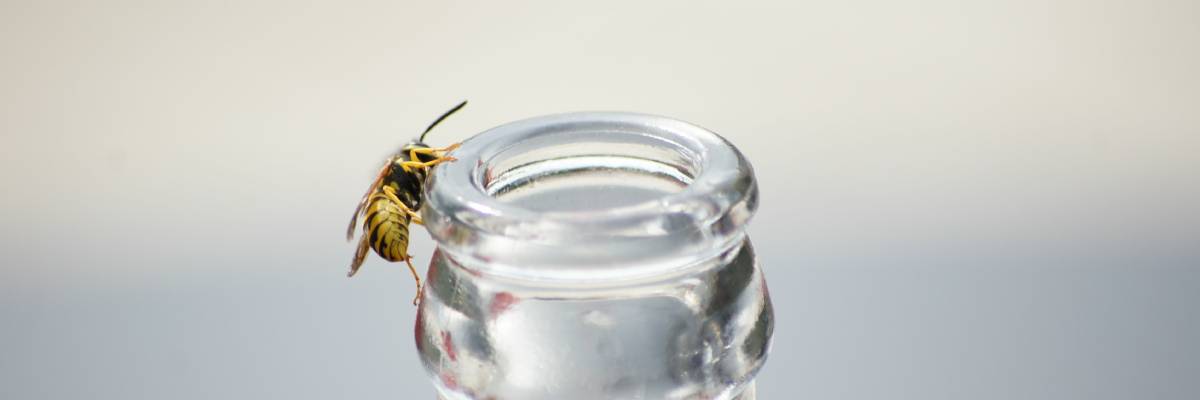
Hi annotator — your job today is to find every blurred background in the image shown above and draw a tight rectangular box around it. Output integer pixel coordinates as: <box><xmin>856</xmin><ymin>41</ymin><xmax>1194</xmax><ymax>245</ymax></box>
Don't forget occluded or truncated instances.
<box><xmin>2</xmin><ymin>1</ymin><xmax>1198</xmax><ymax>399</ymax></box>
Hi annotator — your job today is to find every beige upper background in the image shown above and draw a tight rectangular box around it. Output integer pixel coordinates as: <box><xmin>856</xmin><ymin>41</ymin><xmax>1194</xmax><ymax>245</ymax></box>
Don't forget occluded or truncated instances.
<box><xmin>2</xmin><ymin>1</ymin><xmax>1197</xmax><ymax>399</ymax></box>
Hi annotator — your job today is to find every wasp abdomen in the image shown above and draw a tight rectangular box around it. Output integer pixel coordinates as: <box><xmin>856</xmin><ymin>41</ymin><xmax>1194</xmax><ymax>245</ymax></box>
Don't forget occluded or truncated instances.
<box><xmin>364</xmin><ymin>197</ymin><xmax>412</xmax><ymax>262</ymax></box>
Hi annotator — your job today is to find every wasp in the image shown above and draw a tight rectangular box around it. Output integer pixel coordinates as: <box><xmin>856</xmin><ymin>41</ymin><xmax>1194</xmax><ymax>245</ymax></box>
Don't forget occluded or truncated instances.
<box><xmin>346</xmin><ymin>101</ymin><xmax>465</xmax><ymax>304</ymax></box>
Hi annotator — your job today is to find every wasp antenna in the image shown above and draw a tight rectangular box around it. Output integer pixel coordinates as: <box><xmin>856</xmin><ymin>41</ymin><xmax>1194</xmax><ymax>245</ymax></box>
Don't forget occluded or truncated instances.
<box><xmin>420</xmin><ymin>100</ymin><xmax>468</xmax><ymax>142</ymax></box>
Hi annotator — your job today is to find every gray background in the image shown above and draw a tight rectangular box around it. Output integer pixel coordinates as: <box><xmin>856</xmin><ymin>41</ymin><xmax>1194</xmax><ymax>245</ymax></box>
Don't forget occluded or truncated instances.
<box><xmin>2</xmin><ymin>1</ymin><xmax>1198</xmax><ymax>399</ymax></box>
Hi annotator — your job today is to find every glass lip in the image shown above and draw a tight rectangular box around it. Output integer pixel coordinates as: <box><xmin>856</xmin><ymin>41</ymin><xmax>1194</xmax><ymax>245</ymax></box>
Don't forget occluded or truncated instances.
<box><xmin>422</xmin><ymin>111</ymin><xmax>757</xmax><ymax>277</ymax></box>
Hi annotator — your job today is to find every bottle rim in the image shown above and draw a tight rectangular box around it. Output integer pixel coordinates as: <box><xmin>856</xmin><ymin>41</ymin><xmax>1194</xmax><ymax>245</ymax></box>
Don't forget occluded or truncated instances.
<box><xmin>421</xmin><ymin>112</ymin><xmax>758</xmax><ymax>282</ymax></box>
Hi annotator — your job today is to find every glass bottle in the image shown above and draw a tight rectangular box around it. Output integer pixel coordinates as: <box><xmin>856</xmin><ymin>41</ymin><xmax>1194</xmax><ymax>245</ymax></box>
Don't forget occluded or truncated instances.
<box><xmin>416</xmin><ymin>112</ymin><xmax>772</xmax><ymax>400</ymax></box>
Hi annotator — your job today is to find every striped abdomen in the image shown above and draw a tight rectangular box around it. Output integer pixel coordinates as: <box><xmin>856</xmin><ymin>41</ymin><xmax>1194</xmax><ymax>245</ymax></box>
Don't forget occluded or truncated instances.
<box><xmin>363</xmin><ymin>191</ymin><xmax>413</xmax><ymax>262</ymax></box>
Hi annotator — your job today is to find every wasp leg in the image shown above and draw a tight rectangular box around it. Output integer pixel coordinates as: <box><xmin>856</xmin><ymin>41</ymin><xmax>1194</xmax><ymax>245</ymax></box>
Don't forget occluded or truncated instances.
<box><xmin>399</xmin><ymin>157</ymin><xmax>456</xmax><ymax>173</ymax></box>
<box><xmin>381</xmin><ymin>186</ymin><xmax>424</xmax><ymax>225</ymax></box>
<box><xmin>400</xmin><ymin>143</ymin><xmax>462</xmax><ymax>173</ymax></box>
<box><xmin>405</xmin><ymin>256</ymin><xmax>422</xmax><ymax>305</ymax></box>
<box><xmin>409</xmin><ymin>143</ymin><xmax>461</xmax><ymax>160</ymax></box>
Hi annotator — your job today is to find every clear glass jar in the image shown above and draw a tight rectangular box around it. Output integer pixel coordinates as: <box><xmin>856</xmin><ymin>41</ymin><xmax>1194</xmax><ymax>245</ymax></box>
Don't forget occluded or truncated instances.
<box><xmin>416</xmin><ymin>112</ymin><xmax>772</xmax><ymax>400</ymax></box>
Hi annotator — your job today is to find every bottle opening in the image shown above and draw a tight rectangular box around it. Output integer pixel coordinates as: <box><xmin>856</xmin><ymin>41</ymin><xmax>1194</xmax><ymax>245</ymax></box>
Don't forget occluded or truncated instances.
<box><xmin>482</xmin><ymin>133</ymin><xmax>698</xmax><ymax>213</ymax></box>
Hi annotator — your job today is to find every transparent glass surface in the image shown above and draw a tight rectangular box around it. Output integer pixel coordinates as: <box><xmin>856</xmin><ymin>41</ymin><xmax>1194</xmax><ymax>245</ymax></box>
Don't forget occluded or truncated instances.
<box><xmin>417</xmin><ymin>112</ymin><xmax>772</xmax><ymax>400</ymax></box>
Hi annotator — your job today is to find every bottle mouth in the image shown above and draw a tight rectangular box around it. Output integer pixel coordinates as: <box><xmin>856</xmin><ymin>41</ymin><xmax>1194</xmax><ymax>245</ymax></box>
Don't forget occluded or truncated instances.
<box><xmin>422</xmin><ymin>112</ymin><xmax>757</xmax><ymax>282</ymax></box>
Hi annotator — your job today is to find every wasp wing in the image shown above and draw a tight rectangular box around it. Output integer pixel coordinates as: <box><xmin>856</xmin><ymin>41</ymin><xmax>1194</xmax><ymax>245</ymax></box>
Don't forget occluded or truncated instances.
<box><xmin>348</xmin><ymin>233</ymin><xmax>371</xmax><ymax>277</ymax></box>
<box><xmin>346</xmin><ymin>161</ymin><xmax>391</xmax><ymax>241</ymax></box>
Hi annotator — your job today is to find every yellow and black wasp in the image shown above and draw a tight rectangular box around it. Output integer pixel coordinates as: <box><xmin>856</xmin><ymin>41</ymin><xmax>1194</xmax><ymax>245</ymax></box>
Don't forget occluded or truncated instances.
<box><xmin>346</xmin><ymin>101</ymin><xmax>465</xmax><ymax>304</ymax></box>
